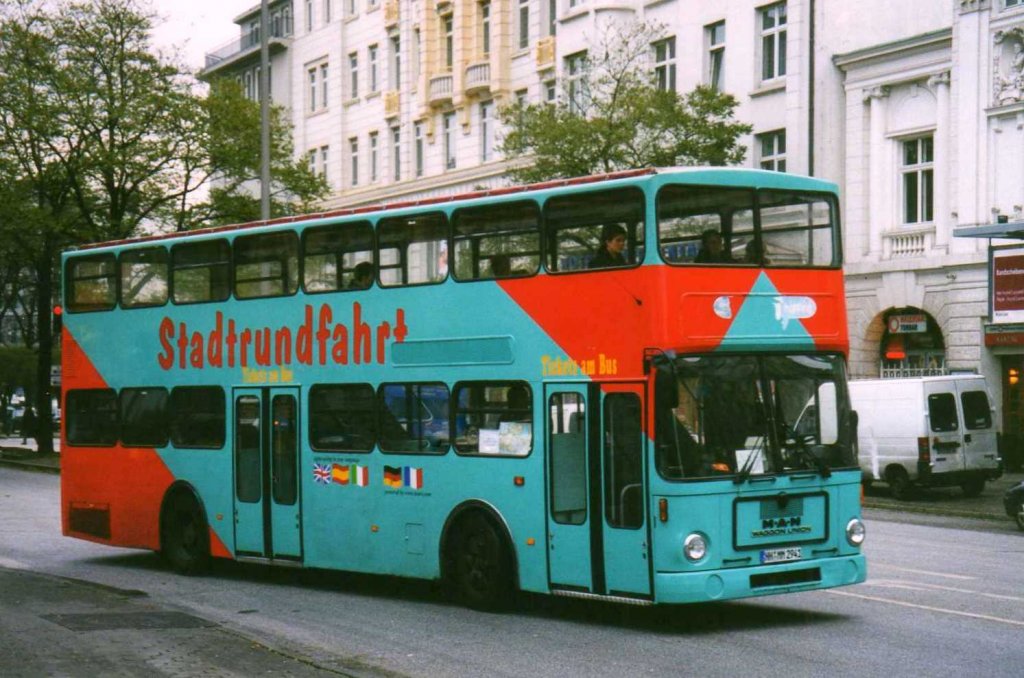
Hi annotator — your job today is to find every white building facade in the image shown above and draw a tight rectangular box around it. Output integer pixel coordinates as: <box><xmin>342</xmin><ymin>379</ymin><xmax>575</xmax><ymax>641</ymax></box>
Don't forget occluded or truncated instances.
<box><xmin>201</xmin><ymin>0</ymin><xmax>1024</xmax><ymax>465</ymax></box>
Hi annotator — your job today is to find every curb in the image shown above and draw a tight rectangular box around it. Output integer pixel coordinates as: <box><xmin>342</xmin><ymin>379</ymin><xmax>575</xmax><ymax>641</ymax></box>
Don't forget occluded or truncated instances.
<box><xmin>862</xmin><ymin>499</ymin><xmax>1004</xmax><ymax>522</ymax></box>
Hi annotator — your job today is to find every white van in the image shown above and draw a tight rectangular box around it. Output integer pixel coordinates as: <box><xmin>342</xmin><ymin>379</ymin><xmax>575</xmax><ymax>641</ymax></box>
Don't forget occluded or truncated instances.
<box><xmin>850</xmin><ymin>375</ymin><xmax>1002</xmax><ymax>500</ymax></box>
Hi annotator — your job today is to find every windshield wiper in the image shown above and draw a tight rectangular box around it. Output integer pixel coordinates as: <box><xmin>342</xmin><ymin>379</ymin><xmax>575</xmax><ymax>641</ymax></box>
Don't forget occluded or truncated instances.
<box><xmin>787</xmin><ymin>434</ymin><xmax>831</xmax><ymax>478</ymax></box>
<box><xmin>733</xmin><ymin>436</ymin><xmax>764</xmax><ymax>484</ymax></box>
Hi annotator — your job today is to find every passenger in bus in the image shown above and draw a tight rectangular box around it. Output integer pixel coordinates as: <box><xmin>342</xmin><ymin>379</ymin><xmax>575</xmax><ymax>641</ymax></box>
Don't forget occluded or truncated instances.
<box><xmin>348</xmin><ymin>262</ymin><xmax>374</xmax><ymax>289</ymax></box>
<box><xmin>490</xmin><ymin>254</ymin><xmax>511</xmax><ymax>278</ymax></box>
<box><xmin>501</xmin><ymin>385</ymin><xmax>532</xmax><ymax>423</ymax></box>
<box><xmin>587</xmin><ymin>223</ymin><xmax>628</xmax><ymax>269</ymax></box>
<box><xmin>695</xmin><ymin>229</ymin><xmax>732</xmax><ymax>263</ymax></box>
<box><xmin>744</xmin><ymin>240</ymin><xmax>768</xmax><ymax>264</ymax></box>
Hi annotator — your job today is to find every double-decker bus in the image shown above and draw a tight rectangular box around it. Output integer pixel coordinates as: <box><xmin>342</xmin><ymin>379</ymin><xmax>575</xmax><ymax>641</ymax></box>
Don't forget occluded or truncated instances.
<box><xmin>61</xmin><ymin>167</ymin><xmax>866</xmax><ymax>609</ymax></box>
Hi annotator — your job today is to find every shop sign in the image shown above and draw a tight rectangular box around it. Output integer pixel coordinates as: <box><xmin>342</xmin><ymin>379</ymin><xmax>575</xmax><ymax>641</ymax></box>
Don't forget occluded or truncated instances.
<box><xmin>993</xmin><ymin>249</ymin><xmax>1024</xmax><ymax>324</ymax></box>
<box><xmin>985</xmin><ymin>324</ymin><xmax>1024</xmax><ymax>346</ymax></box>
<box><xmin>887</xmin><ymin>314</ymin><xmax>927</xmax><ymax>334</ymax></box>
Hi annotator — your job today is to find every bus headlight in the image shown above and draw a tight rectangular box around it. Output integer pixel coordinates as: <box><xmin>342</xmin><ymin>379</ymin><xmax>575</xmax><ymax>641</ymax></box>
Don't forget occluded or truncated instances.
<box><xmin>683</xmin><ymin>533</ymin><xmax>708</xmax><ymax>561</ymax></box>
<box><xmin>845</xmin><ymin>518</ymin><xmax>866</xmax><ymax>546</ymax></box>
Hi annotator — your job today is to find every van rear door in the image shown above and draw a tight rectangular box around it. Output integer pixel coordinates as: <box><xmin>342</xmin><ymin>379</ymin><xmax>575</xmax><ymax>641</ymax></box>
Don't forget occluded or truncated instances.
<box><xmin>922</xmin><ymin>382</ymin><xmax>964</xmax><ymax>476</ymax></box>
<box><xmin>956</xmin><ymin>383</ymin><xmax>999</xmax><ymax>473</ymax></box>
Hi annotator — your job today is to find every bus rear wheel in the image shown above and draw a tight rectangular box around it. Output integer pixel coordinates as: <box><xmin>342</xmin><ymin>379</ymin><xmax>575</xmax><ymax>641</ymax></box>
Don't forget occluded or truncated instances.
<box><xmin>446</xmin><ymin>513</ymin><xmax>513</xmax><ymax>611</ymax></box>
<box><xmin>160</xmin><ymin>490</ymin><xmax>210</xmax><ymax>576</ymax></box>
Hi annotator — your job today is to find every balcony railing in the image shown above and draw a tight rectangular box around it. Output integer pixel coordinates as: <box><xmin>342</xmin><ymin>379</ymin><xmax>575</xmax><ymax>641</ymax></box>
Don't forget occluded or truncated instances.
<box><xmin>384</xmin><ymin>0</ymin><xmax>399</xmax><ymax>27</ymax></box>
<box><xmin>882</xmin><ymin>225</ymin><xmax>934</xmax><ymax>259</ymax></box>
<box><xmin>465</xmin><ymin>61</ymin><xmax>490</xmax><ymax>94</ymax></box>
<box><xmin>204</xmin><ymin>16</ymin><xmax>293</xmax><ymax>69</ymax></box>
<box><xmin>384</xmin><ymin>91</ymin><xmax>400</xmax><ymax>118</ymax></box>
<box><xmin>536</xmin><ymin>36</ymin><xmax>555</xmax><ymax>68</ymax></box>
<box><xmin>429</xmin><ymin>74</ymin><xmax>454</xmax><ymax>105</ymax></box>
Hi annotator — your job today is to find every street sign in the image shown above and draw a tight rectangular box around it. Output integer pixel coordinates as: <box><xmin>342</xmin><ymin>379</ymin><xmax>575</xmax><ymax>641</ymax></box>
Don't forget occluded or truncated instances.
<box><xmin>887</xmin><ymin>314</ymin><xmax>926</xmax><ymax>334</ymax></box>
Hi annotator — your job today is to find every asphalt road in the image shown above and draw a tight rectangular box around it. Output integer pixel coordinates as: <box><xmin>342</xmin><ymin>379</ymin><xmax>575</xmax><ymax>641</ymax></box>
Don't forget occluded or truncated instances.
<box><xmin>1</xmin><ymin>467</ymin><xmax>1022</xmax><ymax>677</ymax></box>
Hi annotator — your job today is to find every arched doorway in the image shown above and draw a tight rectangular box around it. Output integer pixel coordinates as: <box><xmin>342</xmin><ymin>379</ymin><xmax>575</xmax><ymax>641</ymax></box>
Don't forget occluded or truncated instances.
<box><xmin>878</xmin><ymin>307</ymin><xmax>946</xmax><ymax>378</ymax></box>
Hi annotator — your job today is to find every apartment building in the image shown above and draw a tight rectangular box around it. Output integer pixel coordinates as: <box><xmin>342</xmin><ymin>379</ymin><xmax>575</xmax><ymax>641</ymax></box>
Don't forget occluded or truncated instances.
<box><xmin>201</xmin><ymin>1</ymin><xmax>1024</xmax><ymax>458</ymax></box>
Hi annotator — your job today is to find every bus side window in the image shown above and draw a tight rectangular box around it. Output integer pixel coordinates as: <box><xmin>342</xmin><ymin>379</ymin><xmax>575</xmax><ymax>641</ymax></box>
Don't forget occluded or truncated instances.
<box><xmin>170</xmin><ymin>386</ymin><xmax>225</xmax><ymax>449</ymax></box>
<box><xmin>656</xmin><ymin>185</ymin><xmax>755</xmax><ymax>265</ymax></box>
<box><xmin>234</xmin><ymin>231</ymin><xmax>299</xmax><ymax>299</ymax></box>
<box><xmin>378</xmin><ymin>383</ymin><xmax>450</xmax><ymax>453</ymax></box>
<box><xmin>66</xmin><ymin>254</ymin><xmax>117</xmax><ymax>313</ymax></box>
<box><xmin>453</xmin><ymin>381</ymin><xmax>533</xmax><ymax>455</ymax></box>
<box><xmin>451</xmin><ymin>201</ymin><xmax>540</xmax><ymax>281</ymax></box>
<box><xmin>171</xmin><ymin>239</ymin><xmax>231</xmax><ymax>305</ymax></box>
<box><xmin>377</xmin><ymin>212</ymin><xmax>449</xmax><ymax>287</ymax></box>
<box><xmin>543</xmin><ymin>187</ymin><xmax>644</xmax><ymax>273</ymax></box>
<box><xmin>120</xmin><ymin>246</ymin><xmax>169</xmax><ymax>309</ymax></box>
<box><xmin>302</xmin><ymin>221</ymin><xmax>375</xmax><ymax>293</ymax></box>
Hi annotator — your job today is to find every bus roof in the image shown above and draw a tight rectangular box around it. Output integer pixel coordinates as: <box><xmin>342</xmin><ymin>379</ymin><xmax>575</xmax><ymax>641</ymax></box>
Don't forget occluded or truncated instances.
<box><xmin>68</xmin><ymin>167</ymin><xmax>838</xmax><ymax>254</ymax></box>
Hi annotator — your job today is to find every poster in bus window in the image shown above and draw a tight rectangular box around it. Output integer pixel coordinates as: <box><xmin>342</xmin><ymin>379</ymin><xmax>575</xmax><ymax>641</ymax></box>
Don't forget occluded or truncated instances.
<box><xmin>993</xmin><ymin>248</ymin><xmax>1024</xmax><ymax>324</ymax></box>
<box><xmin>498</xmin><ymin>422</ymin><xmax>531</xmax><ymax>456</ymax></box>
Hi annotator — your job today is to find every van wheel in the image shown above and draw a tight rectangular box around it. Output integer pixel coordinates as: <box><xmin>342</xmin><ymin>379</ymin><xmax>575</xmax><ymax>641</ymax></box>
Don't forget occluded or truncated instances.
<box><xmin>887</xmin><ymin>468</ymin><xmax>912</xmax><ymax>501</ymax></box>
<box><xmin>1013</xmin><ymin>500</ymin><xmax>1024</xmax><ymax>531</ymax></box>
<box><xmin>160</xmin><ymin>490</ymin><xmax>210</xmax><ymax>575</ymax></box>
<box><xmin>445</xmin><ymin>513</ymin><xmax>513</xmax><ymax>611</ymax></box>
<box><xmin>960</xmin><ymin>478</ymin><xmax>985</xmax><ymax>498</ymax></box>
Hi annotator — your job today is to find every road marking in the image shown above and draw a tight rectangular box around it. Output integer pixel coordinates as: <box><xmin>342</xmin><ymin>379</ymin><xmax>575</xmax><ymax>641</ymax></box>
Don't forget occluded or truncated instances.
<box><xmin>869</xmin><ymin>563</ymin><xmax>975</xmax><ymax>580</ymax></box>
<box><xmin>863</xmin><ymin>578</ymin><xmax>1024</xmax><ymax>603</ymax></box>
<box><xmin>827</xmin><ymin>589</ymin><xmax>1024</xmax><ymax>628</ymax></box>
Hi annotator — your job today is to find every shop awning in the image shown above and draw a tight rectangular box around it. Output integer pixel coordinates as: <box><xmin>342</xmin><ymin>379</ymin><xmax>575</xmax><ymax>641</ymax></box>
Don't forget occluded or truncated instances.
<box><xmin>953</xmin><ymin>221</ymin><xmax>1024</xmax><ymax>239</ymax></box>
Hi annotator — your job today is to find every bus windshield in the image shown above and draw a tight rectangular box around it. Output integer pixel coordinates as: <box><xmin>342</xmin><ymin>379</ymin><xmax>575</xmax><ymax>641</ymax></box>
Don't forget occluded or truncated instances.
<box><xmin>655</xmin><ymin>353</ymin><xmax>856</xmax><ymax>480</ymax></box>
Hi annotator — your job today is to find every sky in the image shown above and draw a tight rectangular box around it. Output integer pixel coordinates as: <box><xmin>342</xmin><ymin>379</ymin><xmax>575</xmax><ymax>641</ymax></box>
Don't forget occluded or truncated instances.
<box><xmin>146</xmin><ymin>0</ymin><xmax>257</xmax><ymax>72</ymax></box>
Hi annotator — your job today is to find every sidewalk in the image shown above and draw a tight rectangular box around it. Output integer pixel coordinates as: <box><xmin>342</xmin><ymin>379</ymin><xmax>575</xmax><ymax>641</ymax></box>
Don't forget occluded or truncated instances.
<box><xmin>0</xmin><ymin>434</ymin><xmax>60</xmax><ymax>474</ymax></box>
<box><xmin>0</xmin><ymin>566</ymin><xmax>341</xmax><ymax>676</ymax></box>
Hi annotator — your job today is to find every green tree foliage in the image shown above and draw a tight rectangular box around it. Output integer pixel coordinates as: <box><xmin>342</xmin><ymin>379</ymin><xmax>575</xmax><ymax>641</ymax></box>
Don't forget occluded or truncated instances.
<box><xmin>0</xmin><ymin>0</ymin><xmax>327</xmax><ymax>450</ymax></box>
<box><xmin>499</xmin><ymin>21</ymin><xmax>752</xmax><ymax>183</ymax></box>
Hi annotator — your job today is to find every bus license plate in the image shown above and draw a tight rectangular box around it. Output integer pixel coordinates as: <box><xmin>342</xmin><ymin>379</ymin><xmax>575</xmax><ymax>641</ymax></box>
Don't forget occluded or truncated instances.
<box><xmin>760</xmin><ymin>547</ymin><xmax>802</xmax><ymax>564</ymax></box>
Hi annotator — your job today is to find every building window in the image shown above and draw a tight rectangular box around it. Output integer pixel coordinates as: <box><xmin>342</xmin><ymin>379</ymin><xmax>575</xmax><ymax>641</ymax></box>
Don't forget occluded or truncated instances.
<box><xmin>323</xmin><ymin>0</ymin><xmax>331</xmax><ymax>23</ymax></box>
<box><xmin>306</xmin><ymin>0</ymin><xmax>314</xmax><ymax>31</ymax></box>
<box><xmin>545</xmin><ymin>80</ymin><xmax>556</xmax><ymax>104</ymax></box>
<box><xmin>1008</xmin><ymin>0</ymin><xmax>1023</xmax><ymax>7</ymax></box>
<box><xmin>902</xmin><ymin>136</ymin><xmax>934</xmax><ymax>224</ymax></box>
<box><xmin>443</xmin><ymin>15</ymin><xmax>454</xmax><ymax>71</ymax></box>
<box><xmin>518</xmin><ymin>0</ymin><xmax>530</xmax><ymax>50</ymax></box>
<box><xmin>481</xmin><ymin>1</ymin><xmax>491</xmax><ymax>56</ymax></box>
<box><xmin>566</xmin><ymin>51</ymin><xmax>589</xmax><ymax>115</ymax></box>
<box><xmin>368</xmin><ymin>0</ymin><xmax>378</xmax><ymax>8</ymax></box>
<box><xmin>480</xmin><ymin>101</ymin><xmax>493</xmax><ymax>162</ymax></box>
<box><xmin>320</xmin><ymin>63</ymin><xmax>329</xmax><ymax>109</ymax></box>
<box><xmin>760</xmin><ymin>2</ymin><xmax>787</xmax><ymax>82</ymax></box>
<box><xmin>758</xmin><ymin>129</ymin><xmax>786</xmax><ymax>172</ymax></box>
<box><xmin>369</xmin><ymin>44</ymin><xmax>379</xmax><ymax>92</ymax></box>
<box><xmin>546</xmin><ymin>0</ymin><xmax>557</xmax><ymax>36</ymax></box>
<box><xmin>308</xmin><ymin>150</ymin><xmax>317</xmax><ymax>174</ymax></box>
<box><xmin>392</xmin><ymin>126</ymin><xmax>401</xmax><ymax>181</ymax></box>
<box><xmin>414</xmin><ymin>122</ymin><xmax>424</xmax><ymax>177</ymax></box>
<box><xmin>349</xmin><ymin>52</ymin><xmax>359</xmax><ymax>98</ymax></box>
<box><xmin>320</xmin><ymin>145</ymin><xmax>329</xmax><ymax>179</ymax></box>
<box><xmin>307</xmin><ymin>66</ymin><xmax>318</xmax><ymax>111</ymax></box>
<box><xmin>444</xmin><ymin>112</ymin><xmax>456</xmax><ymax>170</ymax></box>
<box><xmin>346</xmin><ymin>0</ymin><xmax>357</xmax><ymax>17</ymax></box>
<box><xmin>707</xmin><ymin>21</ymin><xmax>725</xmax><ymax>91</ymax></box>
<box><xmin>412</xmin><ymin>28</ymin><xmax>421</xmax><ymax>86</ymax></box>
<box><xmin>652</xmin><ymin>37</ymin><xmax>676</xmax><ymax>92</ymax></box>
<box><xmin>390</xmin><ymin>35</ymin><xmax>401</xmax><ymax>89</ymax></box>
<box><xmin>370</xmin><ymin>131</ymin><xmax>379</xmax><ymax>182</ymax></box>
<box><xmin>349</xmin><ymin>137</ymin><xmax>359</xmax><ymax>186</ymax></box>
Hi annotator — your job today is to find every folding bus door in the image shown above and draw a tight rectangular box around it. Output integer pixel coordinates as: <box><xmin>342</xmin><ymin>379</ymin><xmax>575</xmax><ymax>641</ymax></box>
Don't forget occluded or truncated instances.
<box><xmin>232</xmin><ymin>387</ymin><xmax>303</xmax><ymax>561</ymax></box>
<box><xmin>545</xmin><ymin>382</ymin><xmax>650</xmax><ymax>599</ymax></box>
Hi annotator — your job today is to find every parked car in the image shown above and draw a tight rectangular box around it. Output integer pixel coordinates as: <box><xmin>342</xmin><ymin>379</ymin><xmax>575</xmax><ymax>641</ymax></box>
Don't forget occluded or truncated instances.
<box><xmin>1004</xmin><ymin>480</ymin><xmax>1024</xmax><ymax>531</ymax></box>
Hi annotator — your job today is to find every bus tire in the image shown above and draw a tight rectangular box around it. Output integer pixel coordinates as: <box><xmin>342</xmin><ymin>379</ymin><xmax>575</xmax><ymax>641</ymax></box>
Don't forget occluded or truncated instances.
<box><xmin>445</xmin><ymin>512</ymin><xmax>513</xmax><ymax>611</ymax></box>
<box><xmin>886</xmin><ymin>467</ymin><xmax>912</xmax><ymax>501</ymax></box>
<box><xmin>160</xmin><ymin>488</ymin><xmax>210</xmax><ymax>576</ymax></box>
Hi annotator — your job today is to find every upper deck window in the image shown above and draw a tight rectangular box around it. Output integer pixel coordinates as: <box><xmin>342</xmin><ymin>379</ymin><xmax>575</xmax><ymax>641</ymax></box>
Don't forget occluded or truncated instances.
<box><xmin>120</xmin><ymin>247</ymin><xmax>168</xmax><ymax>308</ymax></box>
<box><xmin>544</xmin><ymin>188</ymin><xmax>644</xmax><ymax>272</ymax></box>
<box><xmin>67</xmin><ymin>254</ymin><xmax>117</xmax><ymax>312</ymax></box>
<box><xmin>377</xmin><ymin>212</ymin><xmax>449</xmax><ymax>287</ymax></box>
<box><xmin>758</xmin><ymin>191</ymin><xmax>835</xmax><ymax>267</ymax></box>
<box><xmin>303</xmin><ymin>221</ymin><xmax>374</xmax><ymax>292</ymax></box>
<box><xmin>657</xmin><ymin>185</ymin><xmax>755</xmax><ymax>265</ymax></box>
<box><xmin>171</xmin><ymin>239</ymin><xmax>231</xmax><ymax>305</ymax></box>
<box><xmin>452</xmin><ymin>201</ymin><xmax>540</xmax><ymax>281</ymax></box>
<box><xmin>657</xmin><ymin>185</ymin><xmax>837</xmax><ymax>267</ymax></box>
<box><xmin>234</xmin><ymin>231</ymin><xmax>299</xmax><ymax>299</ymax></box>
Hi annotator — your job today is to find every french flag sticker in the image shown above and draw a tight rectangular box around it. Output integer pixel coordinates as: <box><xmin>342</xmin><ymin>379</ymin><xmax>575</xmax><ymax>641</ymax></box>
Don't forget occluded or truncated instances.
<box><xmin>404</xmin><ymin>466</ymin><xmax>423</xmax><ymax>490</ymax></box>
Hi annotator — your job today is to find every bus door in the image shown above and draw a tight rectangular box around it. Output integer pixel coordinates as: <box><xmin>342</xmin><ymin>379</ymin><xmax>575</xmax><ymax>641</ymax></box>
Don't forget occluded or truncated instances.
<box><xmin>545</xmin><ymin>382</ymin><xmax>650</xmax><ymax>599</ymax></box>
<box><xmin>232</xmin><ymin>387</ymin><xmax>302</xmax><ymax>561</ymax></box>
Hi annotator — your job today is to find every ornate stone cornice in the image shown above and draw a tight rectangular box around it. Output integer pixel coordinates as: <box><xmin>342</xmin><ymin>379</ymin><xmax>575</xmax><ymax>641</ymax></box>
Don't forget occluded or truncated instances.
<box><xmin>928</xmin><ymin>71</ymin><xmax>951</xmax><ymax>88</ymax></box>
<box><xmin>959</xmin><ymin>0</ymin><xmax>990</xmax><ymax>14</ymax></box>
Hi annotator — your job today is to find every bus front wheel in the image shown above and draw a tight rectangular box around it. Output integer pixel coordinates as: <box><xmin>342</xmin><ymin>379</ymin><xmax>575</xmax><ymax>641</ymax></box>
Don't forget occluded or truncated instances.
<box><xmin>160</xmin><ymin>489</ymin><xmax>211</xmax><ymax>576</ymax></box>
<box><xmin>446</xmin><ymin>512</ymin><xmax>513</xmax><ymax>611</ymax></box>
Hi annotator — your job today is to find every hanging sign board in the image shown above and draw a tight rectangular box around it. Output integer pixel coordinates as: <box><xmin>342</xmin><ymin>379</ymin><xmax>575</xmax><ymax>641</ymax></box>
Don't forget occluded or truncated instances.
<box><xmin>887</xmin><ymin>314</ymin><xmax>926</xmax><ymax>334</ymax></box>
<box><xmin>993</xmin><ymin>248</ymin><xmax>1024</xmax><ymax>324</ymax></box>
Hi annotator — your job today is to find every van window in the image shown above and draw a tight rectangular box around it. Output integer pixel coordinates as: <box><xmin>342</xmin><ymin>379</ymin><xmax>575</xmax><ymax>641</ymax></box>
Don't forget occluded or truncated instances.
<box><xmin>927</xmin><ymin>393</ymin><xmax>958</xmax><ymax>432</ymax></box>
<box><xmin>960</xmin><ymin>390</ymin><xmax>992</xmax><ymax>430</ymax></box>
